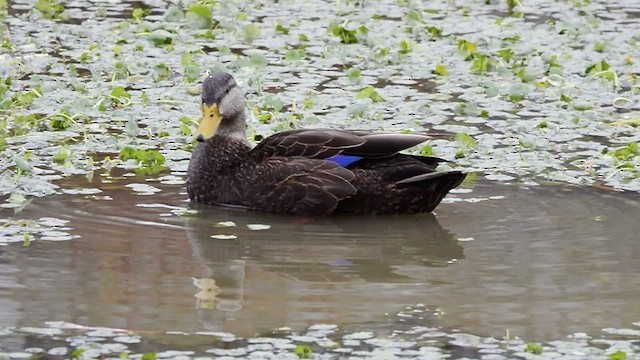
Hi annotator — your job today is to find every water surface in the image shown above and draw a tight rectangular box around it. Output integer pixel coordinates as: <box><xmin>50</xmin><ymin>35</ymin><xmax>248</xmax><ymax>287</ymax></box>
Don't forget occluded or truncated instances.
<box><xmin>2</xmin><ymin>178</ymin><xmax>639</xmax><ymax>342</ymax></box>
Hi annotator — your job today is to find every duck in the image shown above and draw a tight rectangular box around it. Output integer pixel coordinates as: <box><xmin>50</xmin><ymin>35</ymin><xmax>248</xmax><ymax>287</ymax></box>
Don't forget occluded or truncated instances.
<box><xmin>187</xmin><ymin>72</ymin><xmax>467</xmax><ymax>216</ymax></box>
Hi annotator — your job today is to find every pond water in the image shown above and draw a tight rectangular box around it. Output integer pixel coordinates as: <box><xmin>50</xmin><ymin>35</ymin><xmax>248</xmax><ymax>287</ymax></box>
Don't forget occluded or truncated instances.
<box><xmin>2</xmin><ymin>177</ymin><xmax>639</xmax><ymax>344</ymax></box>
<box><xmin>2</xmin><ymin>0</ymin><xmax>640</xmax><ymax>357</ymax></box>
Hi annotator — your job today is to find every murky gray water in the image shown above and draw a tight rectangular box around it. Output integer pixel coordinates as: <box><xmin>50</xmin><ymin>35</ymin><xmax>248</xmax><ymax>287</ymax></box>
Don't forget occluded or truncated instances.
<box><xmin>2</xmin><ymin>178</ymin><xmax>639</xmax><ymax>342</ymax></box>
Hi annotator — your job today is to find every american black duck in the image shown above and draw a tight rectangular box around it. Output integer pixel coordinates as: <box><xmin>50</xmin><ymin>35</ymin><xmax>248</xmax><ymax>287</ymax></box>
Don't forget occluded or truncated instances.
<box><xmin>187</xmin><ymin>72</ymin><xmax>466</xmax><ymax>216</ymax></box>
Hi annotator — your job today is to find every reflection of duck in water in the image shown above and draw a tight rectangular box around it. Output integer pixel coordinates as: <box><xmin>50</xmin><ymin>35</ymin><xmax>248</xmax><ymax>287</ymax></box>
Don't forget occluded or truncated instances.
<box><xmin>187</xmin><ymin>72</ymin><xmax>466</xmax><ymax>216</ymax></box>
<box><xmin>185</xmin><ymin>207</ymin><xmax>464</xmax><ymax>324</ymax></box>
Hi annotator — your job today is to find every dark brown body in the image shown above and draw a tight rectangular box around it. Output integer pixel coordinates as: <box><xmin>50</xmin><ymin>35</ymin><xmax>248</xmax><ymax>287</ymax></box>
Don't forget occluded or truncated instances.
<box><xmin>187</xmin><ymin>130</ymin><xmax>466</xmax><ymax>216</ymax></box>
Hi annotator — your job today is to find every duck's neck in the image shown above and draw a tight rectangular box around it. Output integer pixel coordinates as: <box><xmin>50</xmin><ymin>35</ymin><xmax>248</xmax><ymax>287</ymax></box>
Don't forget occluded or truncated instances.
<box><xmin>217</xmin><ymin>113</ymin><xmax>248</xmax><ymax>144</ymax></box>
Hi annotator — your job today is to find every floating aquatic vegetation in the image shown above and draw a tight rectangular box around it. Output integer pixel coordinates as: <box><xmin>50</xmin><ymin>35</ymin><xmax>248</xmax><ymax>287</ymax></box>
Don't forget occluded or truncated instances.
<box><xmin>118</xmin><ymin>147</ymin><xmax>166</xmax><ymax>175</ymax></box>
<box><xmin>0</xmin><ymin>216</ymin><xmax>78</xmax><ymax>245</ymax></box>
<box><xmin>247</xmin><ymin>223</ymin><xmax>270</xmax><ymax>231</ymax></box>
<box><xmin>0</xmin><ymin>0</ymin><xmax>639</xmax><ymax>209</ymax></box>
<box><xmin>210</xmin><ymin>234</ymin><xmax>237</xmax><ymax>240</ymax></box>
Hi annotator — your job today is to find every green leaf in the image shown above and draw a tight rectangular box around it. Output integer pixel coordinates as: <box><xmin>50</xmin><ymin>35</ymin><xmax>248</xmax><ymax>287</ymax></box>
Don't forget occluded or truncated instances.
<box><xmin>141</xmin><ymin>353</ymin><xmax>157</xmax><ymax>360</ymax></box>
<box><xmin>49</xmin><ymin>111</ymin><xmax>73</xmax><ymax>130</ymax></box>
<box><xmin>110</xmin><ymin>86</ymin><xmax>130</xmax><ymax>100</ymax></box>
<box><xmin>496</xmin><ymin>48</ymin><xmax>513</xmax><ymax>62</ymax></box>
<box><xmin>119</xmin><ymin>147</ymin><xmax>166</xmax><ymax>175</ymax></box>
<box><xmin>184</xmin><ymin>64</ymin><xmax>200</xmax><ymax>83</ymax></box>
<box><xmin>609</xmin><ymin>350</ymin><xmax>627</xmax><ymax>360</ymax></box>
<box><xmin>13</xmin><ymin>155</ymin><xmax>33</xmax><ymax>172</ymax></box>
<box><xmin>114</xmin><ymin>61</ymin><xmax>129</xmax><ymax>79</ymax></box>
<box><xmin>263</xmin><ymin>94</ymin><xmax>283</xmax><ymax>112</ymax></box>
<box><xmin>433</xmin><ymin>63</ymin><xmax>448</xmax><ymax>76</ymax></box>
<box><xmin>328</xmin><ymin>22</ymin><xmax>358</xmax><ymax>44</ymax></box>
<box><xmin>118</xmin><ymin>147</ymin><xmax>136</xmax><ymax>161</ymax></box>
<box><xmin>524</xmin><ymin>343</ymin><xmax>543</xmax><ymax>355</ymax></box>
<box><xmin>347</xmin><ymin>67</ymin><xmax>361</xmax><ymax>82</ymax></box>
<box><xmin>148</xmin><ymin>29</ymin><xmax>173</xmax><ymax>46</ymax></box>
<box><xmin>356</xmin><ymin>86</ymin><xmax>385</xmax><ymax>102</ymax></box>
<box><xmin>502</xmin><ymin>35</ymin><xmax>520</xmax><ymax>44</ymax></box>
<box><xmin>249</xmin><ymin>53</ymin><xmax>268</xmax><ymax>68</ymax></box>
<box><xmin>275</xmin><ymin>23</ymin><xmax>289</xmax><ymax>34</ymax></box>
<box><xmin>455</xmin><ymin>132</ymin><xmax>477</xmax><ymax>149</ymax></box>
<box><xmin>508</xmin><ymin>94</ymin><xmax>524</xmax><ymax>102</ymax></box>
<box><xmin>180</xmin><ymin>123</ymin><xmax>191</xmax><ymax>136</ymax></box>
<box><xmin>258</xmin><ymin>113</ymin><xmax>272</xmax><ymax>123</ymax></box>
<box><xmin>293</xmin><ymin>344</ymin><xmax>312</xmax><ymax>359</ymax></box>
<box><xmin>572</xmin><ymin>101</ymin><xmax>593</xmax><ymax>111</ymax></box>
<box><xmin>506</xmin><ymin>0</ymin><xmax>521</xmax><ymax>14</ymax></box>
<box><xmin>419</xmin><ymin>144</ymin><xmax>433</xmax><ymax>156</ymax></box>
<box><xmin>242</xmin><ymin>23</ymin><xmax>261</xmax><ymax>42</ymax></box>
<box><xmin>186</xmin><ymin>4</ymin><xmax>212</xmax><ymax>29</ymax></box>
<box><xmin>398</xmin><ymin>39</ymin><xmax>412</xmax><ymax>55</ymax></box>
<box><xmin>34</xmin><ymin>0</ymin><xmax>64</xmax><ymax>19</ymax></box>
<box><xmin>14</xmin><ymin>91</ymin><xmax>35</xmax><ymax>107</ymax></box>
<box><xmin>426</xmin><ymin>26</ymin><xmax>443</xmax><ymax>39</ymax></box>
<box><xmin>284</xmin><ymin>48</ymin><xmax>305</xmax><ymax>62</ymax></box>
<box><xmin>69</xmin><ymin>348</ymin><xmax>84</xmax><ymax>359</ymax></box>
<box><xmin>404</xmin><ymin>8</ymin><xmax>422</xmax><ymax>23</ymax></box>
<box><xmin>131</xmin><ymin>8</ymin><xmax>145</xmax><ymax>23</ymax></box>
<box><xmin>180</xmin><ymin>51</ymin><xmax>192</xmax><ymax>66</ymax></box>
<box><xmin>164</xmin><ymin>5</ymin><xmax>184</xmax><ymax>22</ymax></box>
<box><xmin>610</xmin><ymin>142</ymin><xmax>639</xmax><ymax>162</ymax></box>
<box><xmin>346</xmin><ymin>100</ymin><xmax>369</xmax><ymax>118</ymax></box>
<box><xmin>584</xmin><ymin>59</ymin><xmax>617</xmax><ymax>83</ymax></box>
<box><xmin>152</xmin><ymin>63</ymin><xmax>171</xmax><ymax>82</ymax></box>
<box><xmin>469</xmin><ymin>54</ymin><xmax>491</xmax><ymax>74</ymax></box>
<box><xmin>23</xmin><ymin>232</ymin><xmax>31</xmax><ymax>247</ymax></box>
<box><xmin>585</xmin><ymin>60</ymin><xmax>610</xmax><ymax>75</ymax></box>
<box><xmin>508</xmin><ymin>83</ymin><xmax>529</xmax><ymax>103</ymax></box>
<box><xmin>457</xmin><ymin>39</ymin><xmax>477</xmax><ymax>59</ymax></box>
<box><xmin>33</xmin><ymin>0</ymin><xmax>53</xmax><ymax>14</ymax></box>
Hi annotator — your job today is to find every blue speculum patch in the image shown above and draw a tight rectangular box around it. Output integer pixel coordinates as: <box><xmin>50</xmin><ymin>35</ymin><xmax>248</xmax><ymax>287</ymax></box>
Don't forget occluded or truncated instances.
<box><xmin>326</xmin><ymin>154</ymin><xmax>363</xmax><ymax>167</ymax></box>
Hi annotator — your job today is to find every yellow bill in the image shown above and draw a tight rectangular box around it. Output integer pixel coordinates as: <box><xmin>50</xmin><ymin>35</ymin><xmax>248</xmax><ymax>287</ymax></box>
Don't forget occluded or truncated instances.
<box><xmin>195</xmin><ymin>103</ymin><xmax>221</xmax><ymax>142</ymax></box>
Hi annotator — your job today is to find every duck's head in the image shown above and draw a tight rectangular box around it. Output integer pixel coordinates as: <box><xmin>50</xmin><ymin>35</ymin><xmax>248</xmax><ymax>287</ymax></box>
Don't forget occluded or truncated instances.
<box><xmin>195</xmin><ymin>72</ymin><xmax>246</xmax><ymax>142</ymax></box>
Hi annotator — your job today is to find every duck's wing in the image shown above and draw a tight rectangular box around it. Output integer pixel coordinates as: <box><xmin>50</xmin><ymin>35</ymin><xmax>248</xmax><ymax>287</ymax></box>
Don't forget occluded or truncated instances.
<box><xmin>242</xmin><ymin>156</ymin><xmax>356</xmax><ymax>216</ymax></box>
<box><xmin>340</xmin><ymin>133</ymin><xmax>430</xmax><ymax>157</ymax></box>
<box><xmin>249</xmin><ymin>129</ymin><xmax>433</xmax><ymax>160</ymax></box>
<box><xmin>249</xmin><ymin>129</ymin><xmax>365</xmax><ymax>161</ymax></box>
